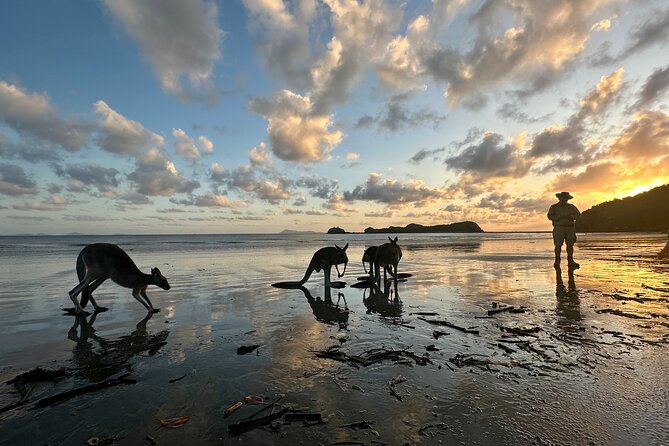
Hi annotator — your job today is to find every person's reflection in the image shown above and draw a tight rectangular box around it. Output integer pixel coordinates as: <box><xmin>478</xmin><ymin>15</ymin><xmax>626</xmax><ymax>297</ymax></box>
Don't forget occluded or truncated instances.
<box><xmin>68</xmin><ymin>311</ymin><xmax>169</xmax><ymax>382</ymax></box>
<box><xmin>297</xmin><ymin>286</ymin><xmax>349</xmax><ymax>326</ymax></box>
<box><xmin>554</xmin><ymin>265</ymin><xmax>582</xmax><ymax>332</ymax></box>
<box><xmin>363</xmin><ymin>282</ymin><xmax>403</xmax><ymax>318</ymax></box>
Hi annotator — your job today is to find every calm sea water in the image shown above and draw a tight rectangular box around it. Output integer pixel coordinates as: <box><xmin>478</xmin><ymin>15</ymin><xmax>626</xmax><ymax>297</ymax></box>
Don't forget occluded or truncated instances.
<box><xmin>0</xmin><ymin>232</ymin><xmax>668</xmax><ymax>445</ymax></box>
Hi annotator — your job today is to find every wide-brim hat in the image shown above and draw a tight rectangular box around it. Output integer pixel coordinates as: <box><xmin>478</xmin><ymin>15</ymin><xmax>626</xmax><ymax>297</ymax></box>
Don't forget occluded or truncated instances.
<box><xmin>555</xmin><ymin>191</ymin><xmax>573</xmax><ymax>200</ymax></box>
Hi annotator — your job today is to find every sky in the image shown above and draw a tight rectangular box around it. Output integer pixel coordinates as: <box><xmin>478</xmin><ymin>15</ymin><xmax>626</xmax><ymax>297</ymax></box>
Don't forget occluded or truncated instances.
<box><xmin>0</xmin><ymin>0</ymin><xmax>668</xmax><ymax>235</ymax></box>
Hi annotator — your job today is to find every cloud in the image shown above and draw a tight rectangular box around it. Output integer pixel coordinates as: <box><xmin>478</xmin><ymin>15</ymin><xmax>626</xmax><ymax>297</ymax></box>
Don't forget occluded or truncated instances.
<box><xmin>102</xmin><ymin>0</ymin><xmax>223</xmax><ymax>100</ymax></box>
<box><xmin>361</xmin><ymin>94</ymin><xmax>447</xmax><ymax>132</ymax></box>
<box><xmin>548</xmin><ymin>162</ymin><xmax>618</xmax><ymax>193</ymax></box>
<box><xmin>55</xmin><ymin>163</ymin><xmax>120</xmax><ymax>193</ymax></box>
<box><xmin>255</xmin><ymin>178</ymin><xmax>292</xmax><ymax>204</ymax></box>
<box><xmin>0</xmin><ymin>163</ymin><xmax>37</xmax><ymax>196</ymax></box>
<box><xmin>292</xmin><ymin>196</ymin><xmax>307</xmax><ymax>207</ymax></box>
<box><xmin>172</xmin><ymin>128</ymin><xmax>201</xmax><ymax>160</ymax></box>
<box><xmin>242</xmin><ymin>0</ymin><xmax>314</xmax><ymax>86</ymax></box>
<box><xmin>13</xmin><ymin>195</ymin><xmax>70</xmax><ymax>211</ymax></box>
<box><xmin>324</xmin><ymin>193</ymin><xmax>357</xmax><ymax>215</ymax></box>
<box><xmin>310</xmin><ymin>0</ymin><xmax>403</xmax><ymax>113</ymax></box>
<box><xmin>0</xmin><ymin>134</ymin><xmax>62</xmax><ymax>163</ymax></box>
<box><xmin>128</xmin><ymin>149</ymin><xmax>200</xmax><ymax>196</ymax></box>
<box><xmin>296</xmin><ymin>174</ymin><xmax>338</xmax><ymax>199</ymax></box>
<box><xmin>249</xmin><ymin>142</ymin><xmax>272</xmax><ymax>168</ymax></box>
<box><xmin>249</xmin><ymin>90</ymin><xmax>343</xmax><ymax>163</ymax></box>
<box><xmin>198</xmin><ymin>135</ymin><xmax>214</xmax><ymax>154</ymax></box>
<box><xmin>620</xmin><ymin>8</ymin><xmax>669</xmax><ymax>59</ymax></box>
<box><xmin>408</xmin><ymin>147</ymin><xmax>445</xmax><ymax>164</ymax></box>
<box><xmin>0</xmin><ymin>80</ymin><xmax>88</xmax><ymax>150</ymax></box>
<box><xmin>172</xmin><ymin>193</ymin><xmax>248</xmax><ymax>208</ymax></box>
<box><xmin>611</xmin><ymin>110</ymin><xmax>669</xmax><ymax>159</ymax></box>
<box><xmin>445</xmin><ymin>132</ymin><xmax>531</xmax><ymax>178</ymax></box>
<box><xmin>633</xmin><ymin>65</ymin><xmax>669</xmax><ymax>109</ymax></box>
<box><xmin>496</xmin><ymin>102</ymin><xmax>553</xmax><ymax>124</ymax></box>
<box><xmin>379</xmin><ymin>0</ymin><xmax>614</xmax><ymax>104</ymax></box>
<box><xmin>528</xmin><ymin>68</ymin><xmax>625</xmax><ymax>168</ymax></box>
<box><xmin>342</xmin><ymin>172</ymin><xmax>448</xmax><ymax>206</ymax></box>
<box><xmin>94</xmin><ymin>100</ymin><xmax>164</xmax><ymax>156</ymax></box>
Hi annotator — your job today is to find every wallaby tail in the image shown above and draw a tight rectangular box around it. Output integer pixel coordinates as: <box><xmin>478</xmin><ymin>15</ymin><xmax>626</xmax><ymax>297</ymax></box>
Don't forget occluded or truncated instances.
<box><xmin>271</xmin><ymin>265</ymin><xmax>315</xmax><ymax>288</ymax></box>
<box><xmin>76</xmin><ymin>253</ymin><xmax>91</xmax><ymax>309</ymax></box>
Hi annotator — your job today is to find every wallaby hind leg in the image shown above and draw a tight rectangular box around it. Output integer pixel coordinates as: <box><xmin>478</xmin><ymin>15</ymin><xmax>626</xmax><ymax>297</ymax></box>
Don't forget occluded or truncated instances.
<box><xmin>84</xmin><ymin>278</ymin><xmax>109</xmax><ymax>311</ymax></box>
<box><xmin>132</xmin><ymin>289</ymin><xmax>154</xmax><ymax>313</ymax></box>
<box><xmin>68</xmin><ymin>275</ymin><xmax>95</xmax><ymax>314</ymax></box>
<box><xmin>140</xmin><ymin>288</ymin><xmax>160</xmax><ymax>313</ymax></box>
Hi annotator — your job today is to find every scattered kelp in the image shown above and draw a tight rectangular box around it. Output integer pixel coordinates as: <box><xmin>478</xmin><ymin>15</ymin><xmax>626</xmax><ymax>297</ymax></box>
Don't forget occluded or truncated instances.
<box><xmin>313</xmin><ymin>345</ymin><xmax>431</xmax><ymax>368</ymax></box>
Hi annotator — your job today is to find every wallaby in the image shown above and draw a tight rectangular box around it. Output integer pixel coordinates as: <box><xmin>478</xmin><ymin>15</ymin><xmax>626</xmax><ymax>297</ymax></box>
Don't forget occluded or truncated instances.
<box><xmin>362</xmin><ymin>246</ymin><xmax>378</xmax><ymax>279</ymax></box>
<box><xmin>272</xmin><ymin>244</ymin><xmax>349</xmax><ymax>288</ymax></box>
<box><xmin>67</xmin><ymin>243</ymin><xmax>171</xmax><ymax>315</ymax></box>
<box><xmin>374</xmin><ymin>237</ymin><xmax>403</xmax><ymax>293</ymax></box>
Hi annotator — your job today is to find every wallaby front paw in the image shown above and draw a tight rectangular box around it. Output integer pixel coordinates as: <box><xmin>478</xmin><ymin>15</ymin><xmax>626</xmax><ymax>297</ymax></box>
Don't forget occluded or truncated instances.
<box><xmin>150</xmin><ymin>308</ymin><xmax>160</xmax><ymax>313</ymax></box>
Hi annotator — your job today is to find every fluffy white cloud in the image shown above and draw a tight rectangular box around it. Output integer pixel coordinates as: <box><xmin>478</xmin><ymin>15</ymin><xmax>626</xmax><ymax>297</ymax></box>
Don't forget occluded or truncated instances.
<box><xmin>102</xmin><ymin>0</ymin><xmax>222</xmax><ymax>99</ymax></box>
<box><xmin>94</xmin><ymin>100</ymin><xmax>164</xmax><ymax>155</ymax></box>
<box><xmin>242</xmin><ymin>0</ymin><xmax>314</xmax><ymax>85</ymax></box>
<box><xmin>128</xmin><ymin>148</ymin><xmax>200</xmax><ymax>196</ymax></box>
<box><xmin>198</xmin><ymin>135</ymin><xmax>214</xmax><ymax>154</ymax></box>
<box><xmin>0</xmin><ymin>81</ymin><xmax>88</xmax><ymax>150</ymax></box>
<box><xmin>342</xmin><ymin>172</ymin><xmax>448</xmax><ymax>206</ymax></box>
<box><xmin>249</xmin><ymin>142</ymin><xmax>272</xmax><ymax>168</ymax></box>
<box><xmin>173</xmin><ymin>128</ymin><xmax>200</xmax><ymax>160</ymax></box>
<box><xmin>249</xmin><ymin>90</ymin><xmax>343</xmax><ymax>163</ymax></box>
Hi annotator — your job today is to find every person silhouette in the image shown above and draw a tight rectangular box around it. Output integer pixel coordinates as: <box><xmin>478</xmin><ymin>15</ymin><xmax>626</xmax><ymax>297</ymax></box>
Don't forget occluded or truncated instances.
<box><xmin>658</xmin><ymin>230</ymin><xmax>669</xmax><ymax>259</ymax></box>
<box><xmin>547</xmin><ymin>192</ymin><xmax>580</xmax><ymax>268</ymax></box>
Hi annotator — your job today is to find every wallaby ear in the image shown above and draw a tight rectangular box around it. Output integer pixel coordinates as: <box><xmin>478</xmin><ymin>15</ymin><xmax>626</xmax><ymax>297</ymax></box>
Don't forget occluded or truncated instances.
<box><xmin>393</xmin><ymin>236</ymin><xmax>398</xmax><ymax>243</ymax></box>
<box><xmin>343</xmin><ymin>243</ymin><xmax>349</xmax><ymax>251</ymax></box>
<box><xmin>151</xmin><ymin>267</ymin><xmax>160</xmax><ymax>275</ymax></box>
<box><xmin>335</xmin><ymin>244</ymin><xmax>341</xmax><ymax>250</ymax></box>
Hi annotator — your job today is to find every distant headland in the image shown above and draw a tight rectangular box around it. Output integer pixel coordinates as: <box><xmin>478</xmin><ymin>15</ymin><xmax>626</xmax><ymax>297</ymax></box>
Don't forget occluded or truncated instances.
<box><xmin>577</xmin><ymin>184</ymin><xmax>669</xmax><ymax>232</ymax></box>
<box><xmin>327</xmin><ymin>221</ymin><xmax>483</xmax><ymax>234</ymax></box>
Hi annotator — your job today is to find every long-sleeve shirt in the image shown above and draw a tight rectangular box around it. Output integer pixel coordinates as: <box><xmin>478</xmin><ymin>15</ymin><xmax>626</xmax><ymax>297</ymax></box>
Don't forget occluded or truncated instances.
<box><xmin>547</xmin><ymin>202</ymin><xmax>580</xmax><ymax>227</ymax></box>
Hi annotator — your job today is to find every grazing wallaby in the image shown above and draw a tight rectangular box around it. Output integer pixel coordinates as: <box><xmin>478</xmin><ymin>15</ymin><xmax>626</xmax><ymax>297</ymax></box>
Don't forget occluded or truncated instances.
<box><xmin>362</xmin><ymin>246</ymin><xmax>378</xmax><ymax>279</ymax></box>
<box><xmin>374</xmin><ymin>237</ymin><xmax>403</xmax><ymax>293</ymax></box>
<box><xmin>67</xmin><ymin>243</ymin><xmax>171</xmax><ymax>315</ymax></box>
<box><xmin>272</xmin><ymin>244</ymin><xmax>349</xmax><ymax>288</ymax></box>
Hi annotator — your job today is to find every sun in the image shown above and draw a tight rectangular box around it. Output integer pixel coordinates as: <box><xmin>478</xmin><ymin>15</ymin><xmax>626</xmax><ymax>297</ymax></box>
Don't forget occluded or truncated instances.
<box><xmin>625</xmin><ymin>181</ymin><xmax>665</xmax><ymax>198</ymax></box>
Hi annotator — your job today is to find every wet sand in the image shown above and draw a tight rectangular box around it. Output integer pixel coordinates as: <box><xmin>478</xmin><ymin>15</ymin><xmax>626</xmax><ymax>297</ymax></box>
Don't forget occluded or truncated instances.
<box><xmin>0</xmin><ymin>232</ymin><xmax>668</xmax><ymax>445</ymax></box>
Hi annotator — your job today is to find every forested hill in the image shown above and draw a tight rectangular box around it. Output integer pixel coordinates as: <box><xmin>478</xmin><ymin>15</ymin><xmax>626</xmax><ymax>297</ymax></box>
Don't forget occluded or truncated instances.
<box><xmin>577</xmin><ymin>184</ymin><xmax>669</xmax><ymax>232</ymax></box>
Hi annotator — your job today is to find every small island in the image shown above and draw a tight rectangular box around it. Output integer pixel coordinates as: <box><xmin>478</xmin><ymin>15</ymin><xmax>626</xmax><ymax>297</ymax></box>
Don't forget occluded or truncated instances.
<box><xmin>364</xmin><ymin>221</ymin><xmax>483</xmax><ymax>233</ymax></box>
<box><xmin>327</xmin><ymin>227</ymin><xmax>346</xmax><ymax>234</ymax></box>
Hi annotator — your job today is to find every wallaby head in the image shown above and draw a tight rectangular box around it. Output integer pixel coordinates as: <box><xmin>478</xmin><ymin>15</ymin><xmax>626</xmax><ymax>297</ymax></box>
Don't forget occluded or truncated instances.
<box><xmin>333</xmin><ymin>243</ymin><xmax>349</xmax><ymax>278</ymax></box>
<box><xmin>151</xmin><ymin>267</ymin><xmax>171</xmax><ymax>290</ymax></box>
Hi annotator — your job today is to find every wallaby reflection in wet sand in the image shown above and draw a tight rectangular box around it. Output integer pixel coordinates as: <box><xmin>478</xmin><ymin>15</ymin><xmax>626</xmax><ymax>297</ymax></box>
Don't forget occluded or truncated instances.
<box><xmin>363</xmin><ymin>284</ymin><xmax>403</xmax><ymax>318</ymax></box>
<box><xmin>67</xmin><ymin>243</ymin><xmax>171</xmax><ymax>315</ymax></box>
<box><xmin>271</xmin><ymin>244</ymin><xmax>349</xmax><ymax>288</ymax></box>
<box><xmin>374</xmin><ymin>237</ymin><xmax>403</xmax><ymax>295</ymax></box>
<box><xmin>68</xmin><ymin>312</ymin><xmax>168</xmax><ymax>382</ymax></box>
<box><xmin>296</xmin><ymin>286</ymin><xmax>349</xmax><ymax>326</ymax></box>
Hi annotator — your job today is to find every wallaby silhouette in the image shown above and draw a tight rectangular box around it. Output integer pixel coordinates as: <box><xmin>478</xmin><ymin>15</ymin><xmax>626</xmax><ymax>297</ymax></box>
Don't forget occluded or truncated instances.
<box><xmin>272</xmin><ymin>244</ymin><xmax>349</xmax><ymax>288</ymax></box>
<box><xmin>67</xmin><ymin>243</ymin><xmax>170</xmax><ymax>315</ymax></box>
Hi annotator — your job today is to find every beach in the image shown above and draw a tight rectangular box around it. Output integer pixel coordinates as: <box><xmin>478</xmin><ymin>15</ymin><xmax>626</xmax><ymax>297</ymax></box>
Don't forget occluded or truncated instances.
<box><xmin>0</xmin><ymin>232</ymin><xmax>668</xmax><ymax>445</ymax></box>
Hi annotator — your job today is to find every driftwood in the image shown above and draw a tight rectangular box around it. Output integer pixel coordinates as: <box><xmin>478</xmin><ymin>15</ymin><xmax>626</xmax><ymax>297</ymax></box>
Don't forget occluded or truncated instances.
<box><xmin>388</xmin><ymin>375</ymin><xmax>407</xmax><ymax>401</ymax></box>
<box><xmin>339</xmin><ymin>419</ymin><xmax>375</xmax><ymax>429</ymax></box>
<box><xmin>417</xmin><ymin>317</ymin><xmax>479</xmax><ymax>334</ymax></box>
<box><xmin>433</xmin><ymin>330</ymin><xmax>449</xmax><ymax>339</ymax></box>
<box><xmin>237</xmin><ymin>345</ymin><xmax>260</xmax><ymax>355</ymax></box>
<box><xmin>488</xmin><ymin>306</ymin><xmax>514</xmax><ymax>315</ymax></box>
<box><xmin>35</xmin><ymin>373</ymin><xmax>136</xmax><ymax>408</ymax></box>
<box><xmin>500</xmin><ymin>326</ymin><xmax>541</xmax><ymax>337</ymax></box>
<box><xmin>595</xmin><ymin>308</ymin><xmax>649</xmax><ymax>319</ymax></box>
<box><xmin>227</xmin><ymin>407</ymin><xmax>288</xmax><ymax>435</ymax></box>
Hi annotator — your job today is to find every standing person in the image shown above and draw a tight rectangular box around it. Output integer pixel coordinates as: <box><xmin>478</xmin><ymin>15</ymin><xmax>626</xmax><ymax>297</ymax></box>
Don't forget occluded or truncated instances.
<box><xmin>547</xmin><ymin>192</ymin><xmax>581</xmax><ymax>268</ymax></box>
<box><xmin>658</xmin><ymin>230</ymin><xmax>669</xmax><ymax>259</ymax></box>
